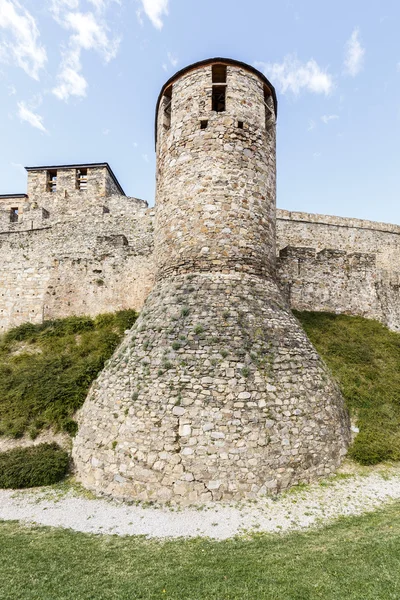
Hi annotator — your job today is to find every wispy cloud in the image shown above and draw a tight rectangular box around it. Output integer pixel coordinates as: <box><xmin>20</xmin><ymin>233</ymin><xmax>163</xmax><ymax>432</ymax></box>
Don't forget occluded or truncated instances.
<box><xmin>139</xmin><ymin>0</ymin><xmax>169</xmax><ymax>30</ymax></box>
<box><xmin>17</xmin><ymin>100</ymin><xmax>47</xmax><ymax>132</ymax></box>
<box><xmin>0</xmin><ymin>0</ymin><xmax>47</xmax><ymax>80</ymax></box>
<box><xmin>344</xmin><ymin>28</ymin><xmax>365</xmax><ymax>76</ymax></box>
<box><xmin>52</xmin><ymin>4</ymin><xmax>120</xmax><ymax>101</ymax></box>
<box><xmin>307</xmin><ymin>119</ymin><xmax>316</xmax><ymax>131</ymax></box>
<box><xmin>321</xmin><ymin>114</ymin><xmax>339</xmax><ymax>124</ymax></box>
<box><xmin>162</xmin><ymin>51</ymin><xmax>178</xmax><ymax>72</ymax></box>
<box><xmin>257</xmin><ymin>55</ymin><xmax>333</xmax><ymax>95</ymax></box>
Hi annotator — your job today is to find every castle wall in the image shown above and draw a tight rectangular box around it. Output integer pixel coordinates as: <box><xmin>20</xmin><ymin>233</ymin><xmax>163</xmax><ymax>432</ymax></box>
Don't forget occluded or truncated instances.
<box><xmin>0</xmin><ymin>194</ymin><xmax>155</xmax><ymax>333</ymax></box>
<box><xmin>277</xmin><ymin>210</ymin><xmax>400</xmax><ymax>270</ymax></box>
<box><xmin>276</xmin><ymin>211</ymin><xmax>400</xmax><ymax>331</ymax></box>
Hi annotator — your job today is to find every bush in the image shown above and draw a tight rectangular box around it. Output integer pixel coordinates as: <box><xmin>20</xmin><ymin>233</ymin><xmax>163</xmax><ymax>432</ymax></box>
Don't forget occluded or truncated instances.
<box><xmin>0</xmin><ymin>443</ymin><xmax>69</xmax><ymax>488</ymax></box>
<box><xmin>347</xmin><ymin>432</ymin><xmax>393</xmax><ymax>465</ymax></box>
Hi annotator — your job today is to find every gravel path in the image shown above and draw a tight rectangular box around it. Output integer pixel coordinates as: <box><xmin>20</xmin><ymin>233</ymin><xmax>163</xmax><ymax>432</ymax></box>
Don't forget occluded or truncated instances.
<box><xmin>1</xmin><ymin>470</ymin><xmax>400</xmax><ymax>540</ymax></box>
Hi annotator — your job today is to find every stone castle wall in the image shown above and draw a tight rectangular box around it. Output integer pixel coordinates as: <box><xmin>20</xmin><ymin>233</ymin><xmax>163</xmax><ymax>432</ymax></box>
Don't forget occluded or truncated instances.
<box><xmin>2</xmin><ymin>190</ymin><xmax>400</xmax><ymax>332</ymax></box>
<box><xmin>0</xmin><ymin>167</ymin><xmax>155</xmax><ymax>332</ymax></box>
<box><xmin>276</xmin><ymin>210</ymin><xmax>400</xmax><ymax>331</ymax></box>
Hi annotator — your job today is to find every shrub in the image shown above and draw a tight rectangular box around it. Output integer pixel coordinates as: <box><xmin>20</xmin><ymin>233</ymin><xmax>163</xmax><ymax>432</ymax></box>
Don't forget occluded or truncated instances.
<box><xmin>0</xmin><ymin>443</ymin><xmax>69</xmax><ymax>489</ymax></box>
<box><xmin>347</xmin><ymin>431</ymin><xmax>393</xmax><ymax>465</ymax></box>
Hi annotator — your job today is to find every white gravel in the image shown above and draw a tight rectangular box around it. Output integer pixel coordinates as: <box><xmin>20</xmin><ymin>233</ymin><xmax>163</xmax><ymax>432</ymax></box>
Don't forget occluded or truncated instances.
<box><xmin>1</xmin><ymin>469</ymin><xmax>400</xmax><ymax>540</ymax></box>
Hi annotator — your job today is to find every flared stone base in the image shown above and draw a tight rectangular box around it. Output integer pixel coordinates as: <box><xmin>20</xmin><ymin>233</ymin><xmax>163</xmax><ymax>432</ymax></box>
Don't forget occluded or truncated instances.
<box><xmin>73</xmin><ymin>272</ymin><xmax>350</xmax><ymax>504</ymax></box>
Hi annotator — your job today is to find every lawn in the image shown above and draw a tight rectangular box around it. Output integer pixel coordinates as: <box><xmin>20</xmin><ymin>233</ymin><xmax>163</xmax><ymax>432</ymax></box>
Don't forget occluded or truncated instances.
<box><xmin>1</xmin><ymin>502</ymin><xmax>400</xmax><ymax>599</ymax></box>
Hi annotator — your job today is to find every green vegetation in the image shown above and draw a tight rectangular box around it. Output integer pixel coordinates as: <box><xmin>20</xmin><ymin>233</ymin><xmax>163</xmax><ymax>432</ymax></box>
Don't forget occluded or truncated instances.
<box><xmin>0</xmin><ymin>311</ymin><xmax>138</xmax><ymax>439</ymax></box>
<box><xmin>0</xmin><ymin>443</ymin><xmax>69</xmax><ymax>488</ymax></box>
<box><xmin>2</xmin><ymin>502</ymin><xmax>400</xmax><ymax>599</ymax></box>
<box><xmin>296</xmin><ymin>311</ymin><xmax>400</xmax><ymax>465</ymax></box>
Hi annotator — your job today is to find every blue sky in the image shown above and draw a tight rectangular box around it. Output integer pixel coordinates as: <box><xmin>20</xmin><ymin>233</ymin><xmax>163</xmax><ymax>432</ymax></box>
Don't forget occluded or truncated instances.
<box><xmin>0</xmin><ymin>0</ymin><xmax>399</xmax><ymax>223</ymax></box>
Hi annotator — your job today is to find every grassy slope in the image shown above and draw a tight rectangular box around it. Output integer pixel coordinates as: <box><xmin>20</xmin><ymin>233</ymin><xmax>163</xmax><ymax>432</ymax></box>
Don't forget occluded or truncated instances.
<box><xmin>0</xmin><ymin>311</ymin><xmax>138</xmax><ymax>439</ymax></box>
<box><xmin>1</xmin><ymin>310</ymin><xmax>400</xmax><ymax>465</ymax></box>
<box><xmin>295</xmin><ymin>311</ymin><xmax>400</xmax><ymax>464</ymax></box>
<box><xmin>1</xmin><ymin>503</ymin><xmax>400</xmax><ymax>599</ymax></box>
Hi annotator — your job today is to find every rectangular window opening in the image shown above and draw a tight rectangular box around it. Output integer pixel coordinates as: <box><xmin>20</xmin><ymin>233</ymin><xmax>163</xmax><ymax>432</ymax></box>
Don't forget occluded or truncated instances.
<box><xmin>163</xmin><ymin>85</ymin><xmax>172</xmax><ymax>130</ymax></box>
<box><xmin>76</xmin><ymin>167</ymin><xmax>88</xmax><ymax>190</ymax></box>
<box><xmin>264</xmin><ymin>86</ymin><xmax>274</xmax><ymax>130</ymax></box>
<box><xmin>212</xmin><ymin>85</ymin><xmax>226</xmax><ymax>112</ymax></box>
<box><xmin>10</xmin><ymin>207</ymin><xmax>18</xmax><ymax>223</ymax></box>
<box><xmin>46</xmin><ymin>170</ymin><xmax>57</xmax><ymax>193</ymax></box>
<box><xmin>238</xmin><ymin>121</ymin><xmax>244</xmax><ymax>129</ymax></box>
<box><xmin>212</xmin><ymin>64</ymin><xmax>227</xmax><ymax>83</ymax></box>
<box><xmin>200</xmin><ymin>120</ymin><xmax>208</xmax><ymax>130</ymax></box>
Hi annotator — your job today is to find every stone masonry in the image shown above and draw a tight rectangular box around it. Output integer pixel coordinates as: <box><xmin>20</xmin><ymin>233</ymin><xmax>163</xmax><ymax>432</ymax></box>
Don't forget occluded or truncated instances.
<box><xmin>0</xmin><ymin>164</ymin><xmax>154</xmax><ymax>332</ymax></box>
<box><xmin>3</xmin><ymin>177</ymin><xmax>400</xmax><ymax>334</ymax></box>
<box><xmin>72</xmin><ymin>59</ymin><xmax>351</xmax><ymax>504</ymax></box>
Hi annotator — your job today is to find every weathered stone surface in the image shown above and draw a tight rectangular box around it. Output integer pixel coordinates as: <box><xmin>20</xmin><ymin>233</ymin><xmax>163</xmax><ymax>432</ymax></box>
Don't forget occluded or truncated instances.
<box><xmin>0</xmin><ymin>166</ymin><xmax>154</xmax><ymax>333</ymax></box>
<box><xmin>72</xmin><ymin>59</ymin><xmax>351</xmax><ymax>504</ymax></box>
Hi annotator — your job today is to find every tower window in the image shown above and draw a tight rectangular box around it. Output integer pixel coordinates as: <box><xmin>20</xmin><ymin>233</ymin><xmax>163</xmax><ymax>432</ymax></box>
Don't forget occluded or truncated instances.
<box><xmin>200</xmin><ymin>120</ymin><xmax>208</xmax><ymax>129</ymax></box>
<box><xmin>212</xmin><ymin>86</ymin><xmax>226</xmax><ymax>112</ymax></box>
<box><xmin>238</xmin><ymin>121</ymin><xmax>244</xmax><ymax>129</ymax></box>
<box><xmin>10</xmin><ymin>207</ymin><xmax>18</xmax><ymax>222</ymax></box>
<box><xmin>76</xmin><ymin>167</ymin><xmax>88</xmax><ymax>190</ymax></box>
<box><xmin>163</xmin><ymin>85</ymin><xmax>172</xmax><ymax>130</ymax></box>
<box><xmin>46</xmin><ymin>170</ymin><xmax>57</xmax><ymax>192</ymax></box>
<box><xmin>212</xmin><ymin>64</ymin><xmax>227</xmax><ymax>83</ymax></box>
<box><xmin>264</xmin><ymin>86</ymin><xmax>275</xmax><ymax>130</ymax></box>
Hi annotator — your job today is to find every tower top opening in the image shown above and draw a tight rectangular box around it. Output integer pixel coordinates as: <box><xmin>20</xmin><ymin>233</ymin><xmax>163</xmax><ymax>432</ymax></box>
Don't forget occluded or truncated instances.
<box><xmin>155</xmin><ymin>57</ymin><xmax>278</xmax><ymax>144</ymax></box>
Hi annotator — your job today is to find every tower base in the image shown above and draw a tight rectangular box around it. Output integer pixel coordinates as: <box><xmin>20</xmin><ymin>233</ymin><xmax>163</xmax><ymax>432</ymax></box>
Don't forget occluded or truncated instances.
<box><xmin>73</xmin><ymin>272</ymin><xmax>350</xmax><ymax>504</ymax></box>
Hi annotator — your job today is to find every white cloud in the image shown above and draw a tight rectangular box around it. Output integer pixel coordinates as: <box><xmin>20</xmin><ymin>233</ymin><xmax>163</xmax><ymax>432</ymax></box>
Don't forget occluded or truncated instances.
<box><xmin>62</xmin><ymin>11</ymin><xmax>119</xmax><ymax>61</ymax></box>
<box><xmin>162</xmin><ymin>50</ymin><xmax>178</xmax><ymax>72</ymax></box>
<box><xmin>344</xmin><ymin>28</ymin><xmax>365</xmax><ymax>76</ymax></box>
<box><xmin>0</xmin><ymin>0</ymin><xmax>47</xmax><ymax>80</ymax></box>
<box><xmin>7</xmin><ymin>83</ymin><xmax>16</xmax><ymax>95</ymax></box>
<box><xmin>307</xmin><ymin>119</ymin><xmax>316</xmax><ymax>131</ymax></box>
<box><xmin>52</xmin><ymin>46</ymin><xmax>87</xmax><ymax>100</ymax></box>
<box><xmin>257</xmin><ymin>55</ymin><xmax>333</xmax><ymax>96</ymax></box>
<box><xmin>321</xmin><ymin>114</ymin><xmax>339</xmax><ymax>124</ymax></box>
<box><xmin>52</xmin><ymin>5</ymin><xmax>120</xmax><ymax>101</ymax></box>
<box><xmin>17</xmin><ymin>101</ymin><xmax>47</xmax><ymax>132</ymax></box>
<box><xmin>139</xmin><ymin>0</ymin><xmax>169</xmax><ymax>29</ymax></box>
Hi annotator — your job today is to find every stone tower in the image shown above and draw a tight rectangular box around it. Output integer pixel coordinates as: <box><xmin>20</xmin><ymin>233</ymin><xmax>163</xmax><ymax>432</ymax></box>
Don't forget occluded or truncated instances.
<box><xmin>73</xmin><ymin>58</ymin><xmax>350</xmax><ymax>504</ymax></box>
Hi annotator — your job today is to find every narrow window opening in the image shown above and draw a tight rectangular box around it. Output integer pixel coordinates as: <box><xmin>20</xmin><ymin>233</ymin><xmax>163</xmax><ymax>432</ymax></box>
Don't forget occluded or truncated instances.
<box><xmin>10</xmin><ymin>207</ymin><xmax>18</xmax><ymax>223</ymax></box>
<box><xmin>76</xmin><ymin>167</ymin><xmax>88</xmax><ymax>190</ymax></box>
<box><xmin>46</xmin><ymin>170</ymin><xmax>57</xmax><ymax>193</ymax></box>
<box><xmin>200</xmin><ymin>120</ymin><xmax>208</xmax><ymax>130</ymax></box>
<box><xmin>212</xmin><ymin>64</ymin><xmax>227</xmax><ymax>83</ymax></box>
<box><xmin>238</xmin><ymin>121</ymin><xmax>244</xmax><ymax>129</ymax></box>
<box><xmin>163</xmin><ymin>85</ymin><xmax>172</xmax><ymax>130</ymax></box>
<box><xmin>212</xmin><ymin>85</ymin><xmax>226</xmax><ymax>112</ymax></box>
<box><xmin>264</xmin><ymin>86</ymin><xmax>275</xmax><ymax>130</ymax></box>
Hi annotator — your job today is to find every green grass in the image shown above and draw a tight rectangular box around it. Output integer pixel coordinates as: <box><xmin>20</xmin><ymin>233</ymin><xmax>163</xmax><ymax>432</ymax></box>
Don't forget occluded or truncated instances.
<box><xmin>295</xmin><ymin>311</ymin><xmax>400</xmax><ymax>465</ymax></box>
<box><xmin>1</xmin><ymin>503</ymin><xmax>400</xmax><ymax>599</ymax></box>
<box><xmin>0</xmin><ymin>311</ymin><xmax>138</xmax><ymax>439</ymax></box>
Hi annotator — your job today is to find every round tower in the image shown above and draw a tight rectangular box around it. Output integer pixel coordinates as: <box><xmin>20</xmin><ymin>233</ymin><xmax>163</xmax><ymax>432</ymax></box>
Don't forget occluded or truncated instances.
<box><xmin>73</xmin><ymin>58</ymin><xmax>350</xmax><ymax>504</ymax></box>
<box><xmin>155</xmin><ymin>59</ymin><xmax>277</xmax><ymax>281</ymax></box>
